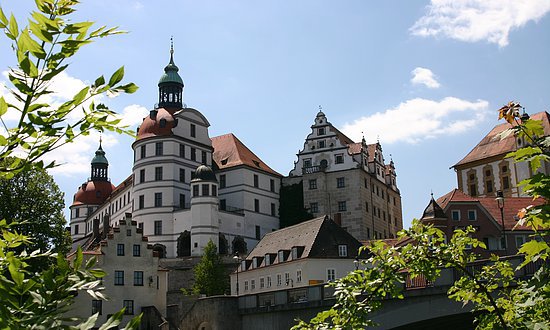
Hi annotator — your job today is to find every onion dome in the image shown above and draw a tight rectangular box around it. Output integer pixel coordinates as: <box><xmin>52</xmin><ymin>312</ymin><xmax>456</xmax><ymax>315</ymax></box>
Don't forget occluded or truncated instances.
<box><xmin>91</xmin><ymin>142</ymin><xmax>108</xmax><ymax>165</ymax></box>
<box><xmin>158</xmin><ymin>39</ymin><xmax>183</xmax><ymax>110</ymax></box>
<box><xmin>136</xmin><ymin>108</ymin><xmax>177</xmax><ymax>140</ymax></box>
<box><xmin>191</xmin><ymin>165</ymin><xmax>217</xmax><ymax>182</ymax></box>
<box><xmin>72</xmin><ymin>180</ymin><xmax>115</xmax><ymax>206</ymax></box>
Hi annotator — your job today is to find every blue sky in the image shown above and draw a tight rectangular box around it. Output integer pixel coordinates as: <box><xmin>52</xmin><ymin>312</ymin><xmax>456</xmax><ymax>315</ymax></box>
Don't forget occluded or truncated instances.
<box><xmin>2</xmin><ymin>1</ymin><xmax>550</xmax><ymax>228</ymax></box>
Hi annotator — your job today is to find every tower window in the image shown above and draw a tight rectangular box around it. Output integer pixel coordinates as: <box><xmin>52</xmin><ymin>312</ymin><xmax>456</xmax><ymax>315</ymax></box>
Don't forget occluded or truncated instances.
<box><xmin>154</xmin><ymin>193</ymin><xmax>162</xmax><ymax>207</ymax></box>
<box><xmin>138</xmin><ymin>195</ymin><xmax>144</xmax><ymax>209</ymax></box>
<box><xmin>190</xmin><ymin>124</ymin><xmax>196</xmax><ymax>138</ymax></box>
<box><xmin>155</xmin><ymin>142</ymin><xmax>163</xmax><ymax>156</ymax></box>
<box><xmin>190</xmin><ymin>147</ymin><xmax>196</xmax><ymax>161</ymax></box>
<box><xmin>271</xmin><ymin>203</ymin><xmax>276</xmax><ymax>216</ymax></box>
<box><xmin>270</xmin><ymin>179</ymin><xmax>275</xmax><ymax>192</ymax></box>
<box><xmin>220</xmin><ymin>174</ymin><xmax>226</xmax><ymax>188</ymax></box>
<box><xmin>254</xmin><ymin>199</ymin><xmax>260</xmax><ymax>212</ymax></box>
<box><xmin>179</xmin><ymin>168</ymin><xmax>185</xmax><ymax>183</ymax></box>
<box><xmin>179</xmin><ymin>144</ymin><xmax>185</xmax><ymax>158</ymax></box>
<box><xmin>179</xmin><ymin>194</ymin><xmax>185</xmax><ymax>209</ymax></box>
<box><xmin>155</xmin><ymin>167</ymin><xmax>163</xmax><ymax>181</ymax></box>
<box><xmin>202</xmin><ymin>184</ymin><xmax>210</xmax><ymax>196</ymax></box>
<box><xmin>193</xmin><ymin>185</ymin><xmax>199</xmax><ymax>197</ymax></box>
<box><xmin>154</xmin><ymin>220</ymin><xmax>162</xmax><ymax>235</ymax></box>
<box><xmin>254</xmin><ymin>174</ymin><xmax>259</xmax><ymax>188</ymax></box>
<box><xmin>338</xmin><ymin>201</ymin><xmax>347</xmax><ymax>212</ymax></box>
<box><xmin>202</xmin><ymin>151</ymin><xmax>207</xmax><ymax>165</ymax></box>
<box><xmin>140</xmin><ymin>145</ymin><xmax>146</xmax><ymax>158</ymax></box>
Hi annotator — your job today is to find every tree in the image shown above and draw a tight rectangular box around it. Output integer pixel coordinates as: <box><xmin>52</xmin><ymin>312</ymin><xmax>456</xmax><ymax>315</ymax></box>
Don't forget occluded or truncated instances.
<box><xmin>293</xmin><ymin>103</ymin><xmax>550</xmax><ymax>329</ymax></box>
<box><xmin>0</xmin><ymin>0</ymin><xmax>140</xmax><ymax>328</ymax></box>
<box><xmin>0</xmin><ymin>158</ymin><xmax>71</xmax><ymax>256</ymax></box>
<box><xmin>279</xmin><ymin>181</ymin><xmax>314</xmax><ymax>228</ymax></box>
<box><xmin>192</xmin><ymin>240</ymin><xmax>229</xmax><ymax>296</ymax></box>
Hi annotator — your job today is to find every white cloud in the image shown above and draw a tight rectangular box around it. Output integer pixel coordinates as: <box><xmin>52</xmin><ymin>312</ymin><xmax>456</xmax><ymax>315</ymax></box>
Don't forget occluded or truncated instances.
<box><xmin>117</xmin><ymin>104</ymin><xmax>149</xmax><ymax>127</ymax></box>
<box><xmin>341</xmin><ymin>97</ymin><xmax>489</xmax><ymax>144</ymax></box>
<box><xmin>410</xmin><ymin>0</ymin><xmax>550</xmax><ymax>47</ymax></box>
<box><xmin>411</xmin><ymin>67</ymin><xmax>440</xmax><ymax>89</ymax></box>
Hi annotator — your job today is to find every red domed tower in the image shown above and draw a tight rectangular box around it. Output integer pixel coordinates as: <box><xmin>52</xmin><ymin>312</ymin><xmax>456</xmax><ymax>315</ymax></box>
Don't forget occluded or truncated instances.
<box><xmin>69</xmin><ymin>140</ymin><xmax>115</xmax><ymax>240</ymax></box>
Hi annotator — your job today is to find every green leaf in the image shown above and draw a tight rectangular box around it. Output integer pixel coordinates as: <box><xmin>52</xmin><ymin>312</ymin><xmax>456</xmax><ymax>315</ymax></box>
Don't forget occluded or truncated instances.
<box><xmin>0</xmin><ymin>135</ymin><xmax>7</xmax><ymax>146</ymax></box>
<box><xmin>18</xmin><ymin>29</ymin><xmax>47</xmax><ymax>59</ymax></box>
<box><xmin>73</xmin><ymin>86</ymin><xmax>90</xmax><ymax>105</ymax></box>
<box><xmin>118</xmin><ymin>83</ymin><xmax>139</xmax><ymax>94</ymax></box>
<box><xmin>122</xmin><ymin>314</ymin><xmax>143</xmax><ymax>330</ymax></box>
<box><xmin>98</xmin><ymin>309</ymin><xmax>125</xmax><ymax>330</ymax></box>
<box><xmin>77</xmin><ymin>313</ymin><xmax>99</xmax><ymax>330</ymax></box>
<box><xmin>108</xmin><ymin>66</ymin><xmax>125</xmax><ymax>86</ymax></box>
<box><xmin>0</xmin><ymin>97</ymin><xmax>7</xmax><ymax>116</ymax></box>
<box><xmin>94</xmin><ymin>75</ymin><xmax>105</xmax><ymax>88</ymax></box>
<box><xmin>8</xmin><ymin>13</ymin><xmax>19</xmax><ymax>39</ymax></box>
<box><xmin>29</xmin><ymin>20</ymin><xmax>53</xmax><ymax>43</ymax></box>
<box><xmin>0</xmin><ymin>6</ymin><xmax>8</xmax><ymax>28</ymax></box>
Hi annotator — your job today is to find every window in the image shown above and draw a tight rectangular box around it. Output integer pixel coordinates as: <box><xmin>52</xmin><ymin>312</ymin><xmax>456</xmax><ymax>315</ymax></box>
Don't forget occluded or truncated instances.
<box><xmin>114</xmin><ymin>271</ymin><xmax>124</xmax><ymax>285</ymax></box>
<box><xmin>138</xmin><ymin>195</ymin><xmax>144</xmax><ymax>209</ymax></box>
<box><xmin>270</xmin><ymin>179</ymin><xmax>275</xmax><ymax>192</ymax></box>
<box><xmin>310</xmin><ymin>202</ymin><xmax>319</xmax><ymax>213</ymax></box>
<box><xmin>467</xmin><ymin>210</ymin><xmax>477</xmax><ymax>221</ymax></box>
<box><xmin>212</xmin><ymin>185</ymin><xmax>217</xmax><ymax>196</ymax></box>
<box><xmin>154</xmin><ymin>220</ymin><xmax>162</xmax><ymax>235</ymax></box>
<box><xmin>251</xmin><ymin>279</ymin><xmax>255</xmax><ymax>290</ymax></box>
<box><xmin>254</xmin><ymin>199</ymin><xmax>260</xmax><ymax>212</ymax></box>
<box><xmin>202</xmin><ymin>184</ymin><xmax>210</xmax><ymax>196</ymax></box>
<box><xmin>451</xmin><ymin>210</ymin><xmax>460</xmax><ymax>221</ymax></box>
<box><xmin>291</xmin><ymin>247</ymin><xmax>298</xmax><ymax>260</ymax></box>
<box><xmin>123</xmin><ymin>300</ymin><xmax>134</xmax><ymax>315</ymax></box>
<box><xmin>255</xmin><ymin>225</ymin><xmax>261</xmax><ymax>240</ymax></box>
<box><xmin>179</xmin><ymin>194</ymin><xmax>185</xmax><ymax>209</ymax></box>
<box><xmin>140</xmin><ymin>145</ymin><xmax>146</xmax><ymax>158</ymax></box>
<box><xmin>134</xmin><ymin>271</ymin><xmax>143</xmax><ymax>286</ymax></box>
<box><xmin>338</xmin><ymin>245</ymin><xmax>348</xmax><ymax>257</ymax></box>
<box><xmin>277</xmin><ymin>274</ymin><xmax>282</xmax><ymax>286</ymax></box>
<box><xmin>180</xmin><ymin>144</ymin><xmax>185</xmax><ymax>157</ymax></box>
<box><xmin>220</xmin><ymin>199</ymin><xmax>226</xmax><ymax>211</ymax></box>
<box><xmin>364</xmin><ymin>178</ymin><xmax>368</xmax><ymax>188</ymax></box>
<box><xmin>338</xmin><ymin>201</ymin><xmax>347</xmax><ymax>212</ymax></box>
<box><xmin>335</xmin><ymin>153</ymin><xmax>344</xmax><ymax>164</ymax></box>
<box><xmin>309</xmin><ymin>179</ymin><xmax>317</xmax><ymax>189</ymax></box>
<box><xmin>318</xmin><ymin>127</ymin><xmax>325</xmax><ymax>135</ymax></box>
<box><xmin>486</xmin><ymin>180</ymin><xmax>493</xmax><ymax>193</ymax></box>
<box><xmin>155</xmin><ymin>142</ymin><xmax>163</xmax><ymax>156</ymax></box>
<box><xmin>190</xmin><ymin>123</ymin><xmax>196</xmax><ymax>137</ymax></box>
<box><xmin>318</xmin><ymin>140</ymin><xmax>326</xmax><ymax>148</ymax></box>
<box><xmin>278</xmin><ymin>250</ymin><xmax>285</xmax><ymax>263</ymax></box>
<box><xmin>470</xmin><ymin>184</ymin><xmax>477</xmax><ymax>196</ymax></box>
<box><xmin>267</xmin><ymin>276</ymin><xmax>272</xmax><ymax>288</ymax></box>
<box><xmin>260</xmin><ymin>277</ymin><xmax>265</xmax><ymax>289</ymax></box>
<box><xmin>515</xmin><ymin>235</ymin><xmax>526</xmax><ymax>248</ymax></box>
<box><xmin>336</xmin><ymin>177</ymin><xmax>345</xmax><ymax>188</ymax></box>
<box><xmin>179</xmin><ymin>168</ymin><xmax>185</xmax><ymax>183</ymax></box>
<box><xmin>92</xmin><ymin>300</ymin><xmax>102</xmax><ymax>315</ymax></box>
<box><xmin>365</xmin><ymin>202</ymin><xmax>369</xmax><ymax>213</ymax></box>
<box><xmin>154</xmin><ymin>192</ymin><xmax>162</xmax><ymax>207</ymax></box>
<box><xmin>327</xmin><ymin>269</ymin><xmax>336</xmax><ymax>282</ymax></box>
<box><xmin>155</xmin><ymin>166</ymin><xmax>163</xmax><ymax>181</ymax></box>
<box><xmin>271</xmin><ymin>203</ymin><xmax>276</xmax><ymax>216</ymax></box>
<box><xmin>74</xmin><ymin>224</ymin><xmax>79</xmax><ymax>235</ymax></box>
<box><xmin>139</xmin><ymin>169</ymin><xmax>145</xmax><ymax>183</ymax></box>
<box><xmin>502</xmin><ymin>176</ymin><xmax>510</xmax><ymax>190</ymax></box>
<box><xmin>253</xmin><ymin>174</ymin><xmax>259</xmax><ymax>188</ymax></box>
<box><xmin>133</xmin><ymin>244</ymin><xmax>140</xmax><ymax>257</ymax></box>
<box><xmin>190</xmin><ymin>147</ymin><xmax>196</xmax><ymax>161</ymax></box>
<box><xmin>297</xmin><ymin>270</ymin><xmax>302</xmax><ymax>283</ymax></box>
<box><xmin>202</xmin><ymin>151</ymin><xmax>207</xmax><ymax>164</ymax></box>
<box><xmin>303</xmin><ymin>158</ymin><xmax>312</xmax><ymax>168</ymax></box>
<box><xmin>220</xmin><ymin>174</ymin><xmax>226</xmax><ymax>188</ymax></box>
<box><xmin>193</xmin><ymin>185</ymin><xmax>199</xmax><ymax>197</ymax></box>
<box><xmin>117</xmin><ymin>244</ymin><xmax>124</xmax><ymax>256</ymax></box>
<box><xmin>244</xmin><ymin>280</ymin><xmax>249</xmax><ymax>291</ymax></box>
<box><xmin>284</xmin><ymin>272</ymin><xmax>290</xmax><ymax>285</ymax></box>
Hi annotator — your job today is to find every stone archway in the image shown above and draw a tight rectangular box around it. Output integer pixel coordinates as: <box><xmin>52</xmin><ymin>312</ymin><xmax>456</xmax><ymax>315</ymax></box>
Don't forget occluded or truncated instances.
<box><xmin>177</xmin><ymin>230</ymin><xmax>191</xmax><ymax>257</ymax></box>
<box><xmin>152</xmin><ymin>243</ymin><xmax>166</xmax><ymax>258</ymax></box>
<box><xmin>232</xmin><ymin>236</ymin><xmax>247</xmax><ymax>255</ymax></box>
<box><xmin>219</xmin><ymin>233</ymin><xmax>228</xmax><ymax>255</ymax></box>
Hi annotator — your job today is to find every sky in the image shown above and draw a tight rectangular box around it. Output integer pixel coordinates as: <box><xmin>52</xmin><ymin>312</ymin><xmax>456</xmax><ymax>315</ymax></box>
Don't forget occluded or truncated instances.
<box><xmin>1</xmin><ymin>0</ymin><xmax>550</xmax><ymax>229</ymax></box>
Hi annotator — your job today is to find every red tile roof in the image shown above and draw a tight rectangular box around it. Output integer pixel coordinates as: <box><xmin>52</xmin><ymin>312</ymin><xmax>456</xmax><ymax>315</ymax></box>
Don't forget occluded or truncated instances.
<box><xmin>436</xmin><ymin>188</ymin><xmax>545</xmax><ymax>230</ymax></box>
<box><xmin>454</xmin><ymin>111</ymin><xmax>550</xmax><ymax>167</ymax></box>
<box><xmin>211</xmin><ymin>133</ymin><xmax>281</xmax><ymax>177</ymax></box>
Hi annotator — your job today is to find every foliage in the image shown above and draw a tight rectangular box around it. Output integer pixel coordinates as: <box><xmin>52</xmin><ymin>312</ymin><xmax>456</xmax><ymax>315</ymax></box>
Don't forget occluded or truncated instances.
<box><xmin>0</xmin><ymin>0</ymin><xmax>138</xmax><ymax>179</ymax></box>
<box><xmin>279</xmin><ymin>181</ymin><xmax>314</xmax><ymax>228</ymax></box>
<box><xmin>0</xmin><ymin>0</ymin><xmax>140</xmax><ymax>328</ymax></box>
<box><xmin>0</xmin><ymin>157</ymin><xmax>71</xmax><ymax>258</ymax></box>
<box><xmin>294</xmin><ymin>103</ymin><xmax>550</xmax><ymax>330</ymax></box>
<box><xmin>192</xmin><ymin>240</ymin><xmax>229</xmax><ymax>296</ymax></box>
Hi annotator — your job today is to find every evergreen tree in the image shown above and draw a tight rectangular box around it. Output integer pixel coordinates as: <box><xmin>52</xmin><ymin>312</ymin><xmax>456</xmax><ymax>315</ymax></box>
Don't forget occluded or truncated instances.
<box><xmin>192</xmin><ymin>240</ymin><xmax>229</xmax><ymax>296</ymax></box>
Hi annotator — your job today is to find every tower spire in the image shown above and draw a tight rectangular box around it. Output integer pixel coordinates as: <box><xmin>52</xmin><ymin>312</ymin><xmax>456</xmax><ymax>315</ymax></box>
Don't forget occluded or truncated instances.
<box><xmin>158</xmin><ymin>38</ymin><xmax>184</xmax><ymax>110</ymax></box>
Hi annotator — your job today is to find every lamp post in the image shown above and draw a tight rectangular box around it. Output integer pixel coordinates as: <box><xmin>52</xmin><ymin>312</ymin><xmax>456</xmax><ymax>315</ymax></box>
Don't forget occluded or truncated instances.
<box><xmin>233</xmin><ymin>253</ymin><xmax>240</xmax><ymax>296</ymax></box>
<box><xmin>354</xmin><ymin>257</ymin><xmax>359</xmax><ymax>270</ymax></box>
<box><xmin>496</xmin><ymin>190</ymin><xmax>507</xmax><ymax>253</ymax></box>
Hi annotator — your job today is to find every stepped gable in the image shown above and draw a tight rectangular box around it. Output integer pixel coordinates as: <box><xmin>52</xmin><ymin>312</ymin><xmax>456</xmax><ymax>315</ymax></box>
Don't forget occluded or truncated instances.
<box><xmin>211</xmin><ymin>133</ymin><xmax>281</xmax><ymax>177</ymax></box>
<box><xmin>454</xmin><ymin>111</ymin><xmax>550</xmax><ymax>167</ymax></box>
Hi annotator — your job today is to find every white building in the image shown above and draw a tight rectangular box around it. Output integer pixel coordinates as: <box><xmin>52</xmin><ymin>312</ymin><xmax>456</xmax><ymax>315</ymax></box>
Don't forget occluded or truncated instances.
<box><xmin>452</xmin><ymin>111</ymin><xmax>550</xmax><ymax>198</ymax></box>
<box><xmin>69</xmin><ymin>47</ymin><xmax>281</xmax><ymax>258</ymax></box>
<box><xmin>68</xmin><ymin>214</ymin><xmax>168</xmax><ymax>326</ymax></box>
<box><xmin>230</xmin><ymin>215</ymin><xmax>363</xmax><ymax>298</ymax></box>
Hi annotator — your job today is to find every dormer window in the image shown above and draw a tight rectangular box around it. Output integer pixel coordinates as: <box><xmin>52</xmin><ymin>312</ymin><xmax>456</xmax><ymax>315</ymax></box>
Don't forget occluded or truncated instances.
<box><xmin>241</xmin><ymin>260</ymin><xmax>246</xmax><ymax>271</ymax></box>
<box><xmin>338</xmin><ymin>245</ymin><xmax>348</xmax><ymax>257</ymax></box>
<box><xmin>252</xmin><ymin>258</ymin><xmax>258</xmax><ymax>269</ymax></box>
<box><xmin>291</xmin><ymin>247</ymin><xmax>298</xmax><ymax>260</ymax></box>
<box><xmin>278</xmin><ymin>250</ymin><xmax>285</xmax><ymax>263</ymax></box>
<box><xmin>265</xmin><ymin>254</ymin><xmax>271</xmax><ymax>266</ymax></box>
<box><xmin>318</xmin><ymin>127</ymin><xmax>325</xmax><ymax>135</ymax></box>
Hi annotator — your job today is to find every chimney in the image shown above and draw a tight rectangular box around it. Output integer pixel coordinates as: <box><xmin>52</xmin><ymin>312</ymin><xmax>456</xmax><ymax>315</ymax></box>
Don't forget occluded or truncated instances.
<box><xmin>92</xmin><ymin>218</ymin><xmax>100</xmax><ymax>239</ymax></box>
<box><xmin>102</xmin><ymin>214</ymin><xmax>110</xmax><ymax>239</ymax></box>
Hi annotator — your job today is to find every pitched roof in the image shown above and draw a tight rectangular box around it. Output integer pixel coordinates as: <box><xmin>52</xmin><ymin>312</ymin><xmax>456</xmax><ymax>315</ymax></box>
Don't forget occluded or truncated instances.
<box><xmin>211</xmin><ymin>133</ymin><xmax>281</xmax><ymax>177</ymax></box>
<box><xmin>454</xmin><ymin>111</ymin><xmax>550</xmax><ymax>167</ymax></box>
<box><xmin>421</xmin><ymin>197</ymin><xmax>447</xmax><ymax>220</ymax></box>
<box><xmin>436</xmin><ymin>188</ymin><xmax>545</xmax><ymax>230</ymax></box>
<box><xmin>245</xmin><ymin>215</ymin><xmax>362</xmax><ymax>260</ymax></box>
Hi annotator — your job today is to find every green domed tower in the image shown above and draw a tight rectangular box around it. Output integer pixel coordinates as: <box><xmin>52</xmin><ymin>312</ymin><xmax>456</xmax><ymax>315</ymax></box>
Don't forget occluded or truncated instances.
<box><xmin>91</xmin><ymin>139</ymin><xmax>109</xmax><ymax>181</ymax></box>
<box><xmin>158</xmin><ymin>39</ymin><xmax>184</xmax><ymax>110</ymax></box>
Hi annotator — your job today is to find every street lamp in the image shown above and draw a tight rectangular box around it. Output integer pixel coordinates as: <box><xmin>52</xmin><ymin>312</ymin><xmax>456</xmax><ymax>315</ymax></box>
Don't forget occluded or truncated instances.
<box><xmin>496</xmin><ymin>190</ymin><xmax>507</xmax><ymax>253</ymax></box>
<box><xmin>354</xmin><ymin>257</ymin><xmax>359</xmax><ymax>270</ymax></box>
<box><xmin>233</xmin><ymin>253</ymin><xmax>241</xmax><ymax>295</ymax></box>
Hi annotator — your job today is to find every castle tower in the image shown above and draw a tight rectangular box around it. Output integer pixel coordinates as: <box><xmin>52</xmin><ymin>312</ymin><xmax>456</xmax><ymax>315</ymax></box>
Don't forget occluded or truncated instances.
<box><xmin>190</xmin><ymin>165</ymin><xmax>220</xmax><ymax>256</ymax></box>
<box><xmin>69</xmin><ymin>140</ymin><xmax>115</xmax><ymax>240</ymax></box>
